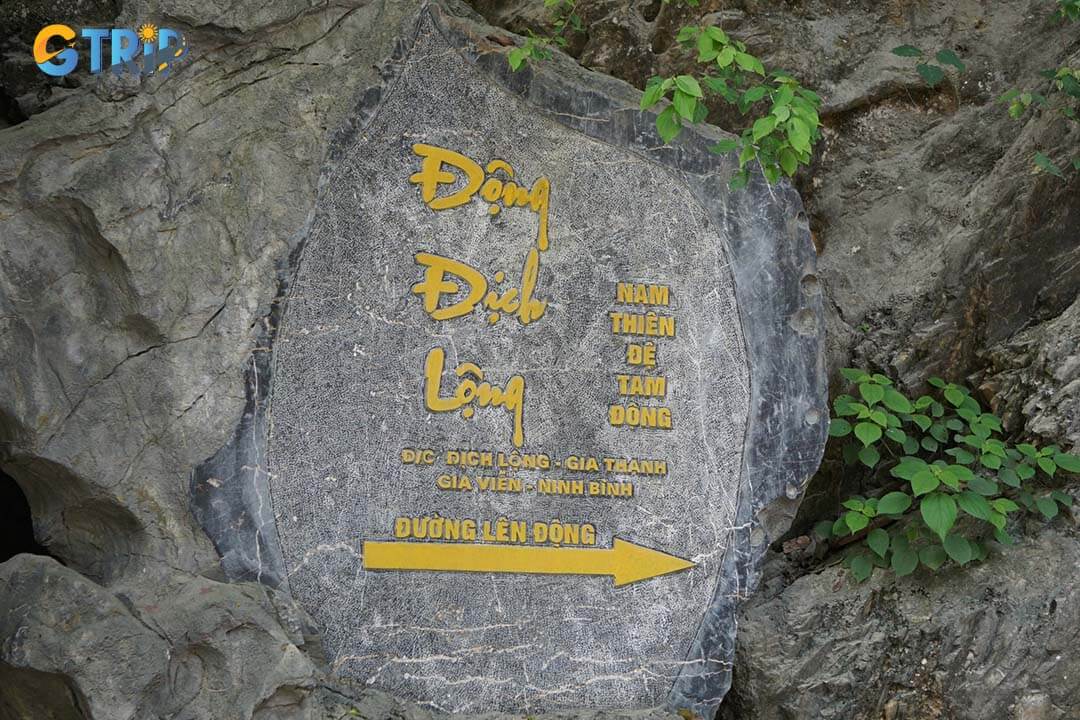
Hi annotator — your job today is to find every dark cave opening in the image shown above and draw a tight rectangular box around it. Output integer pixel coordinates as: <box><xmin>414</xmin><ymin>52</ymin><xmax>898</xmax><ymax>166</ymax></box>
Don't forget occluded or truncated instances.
<box><xmin>0</xmin><ymin>468</ymin><xmax>49</xmax><ymax>563</ymax></box>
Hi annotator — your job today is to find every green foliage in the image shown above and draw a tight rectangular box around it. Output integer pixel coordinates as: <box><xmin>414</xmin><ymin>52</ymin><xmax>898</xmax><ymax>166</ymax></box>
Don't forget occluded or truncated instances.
<box><xmin>510</xmin><ymin>6</ymin><xmax>821</xmax><ymax>189</ymax></box>
<box><xmin>999</xmin><ymin>69</ymin><xmax>1080</xmax><ymax>177</ymax></box>
<box><xmin>890</xmin><ymin>45</ymin><xmax>965</xmax><ymax>89</ymax></box>
<box><xmin>1056</xmin><ymin>0</ymin><xmax>1080</xmax><ymax>21</ymax></box>
<box><xmin>818</xmin><ymin>370</ymin><xmax>1080</xmax><ymax>583</ymax></box>
<box><xmin>640</xmin><ymin>24</ymin><xmax>821</xmax><ymax>188</ymax></box>
<box><xmin>507</xmin><ymin>0</ymin><xmax>583</xmax><ymax>71</ymax></box>
<box><xmin>997</xmin><ymin>1</ymin><xmax>1080</xmax><ymax>177</ymax></box>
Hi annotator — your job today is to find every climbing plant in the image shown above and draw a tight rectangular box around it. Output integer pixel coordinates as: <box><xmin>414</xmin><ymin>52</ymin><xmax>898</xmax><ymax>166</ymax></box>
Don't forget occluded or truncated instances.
<box><xmin>820</xmin><ymin>370</ymin><xmax>1080</xmax><ymax>582</ymax></box>
<box><xmin>506</xmin><ymin>0</ymin><xmax>583</xmax><ymax>70</ymax></box>
<box><xmin>639</xmin><ymin>24</ymin><xmax>821</xmax><ymax>189</ymax></box>
<box><xmin>890</xmin><ymin>44</ymin><xmax>966</xmax><ymax>88</ymax></box>
<box><xmin>997</xmin><ymin>1</ymin><xmax>1080</xmax><ymax>177</ymax></box>
<box><xmin>507</xmin><ymin>7</ymin><xmax>822</xmax><ymax>189</ymax></box>
<box><xmin>889</xmin><ymin>1</ymin><xmax>1079</xmax><ymax>178</ymax></box>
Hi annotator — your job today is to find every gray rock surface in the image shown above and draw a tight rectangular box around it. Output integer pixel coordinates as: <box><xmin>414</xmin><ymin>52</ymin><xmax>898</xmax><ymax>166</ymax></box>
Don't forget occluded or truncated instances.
<box><xmin>718</xmin><ymin>514</ymin><xmax>1080</xmax><ymax>720</ymax></box>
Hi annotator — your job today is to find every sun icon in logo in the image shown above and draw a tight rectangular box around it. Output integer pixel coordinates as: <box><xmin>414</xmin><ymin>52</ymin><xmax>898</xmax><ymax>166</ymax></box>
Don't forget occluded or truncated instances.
<box><xmin>137</xmin><ymin>23</ymin><xmax>158</xmax><ymax>44</ymax></box>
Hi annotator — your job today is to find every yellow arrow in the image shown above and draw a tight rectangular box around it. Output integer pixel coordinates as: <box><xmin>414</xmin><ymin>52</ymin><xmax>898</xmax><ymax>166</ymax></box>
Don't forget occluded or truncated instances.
<box><xmin>362</xmin><ymin>538</ymin><xmax>695</xmax><ymax>587</ymax></box>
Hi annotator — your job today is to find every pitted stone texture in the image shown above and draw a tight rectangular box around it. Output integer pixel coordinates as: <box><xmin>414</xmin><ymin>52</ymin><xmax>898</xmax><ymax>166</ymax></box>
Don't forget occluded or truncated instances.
<box><xmin>268</xmin><ymin>11</ymin><xmax>749</xmax><ymax>715</ymax></box>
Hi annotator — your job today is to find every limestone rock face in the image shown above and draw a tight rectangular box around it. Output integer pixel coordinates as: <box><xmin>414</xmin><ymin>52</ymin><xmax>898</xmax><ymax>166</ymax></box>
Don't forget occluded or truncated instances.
<box><xmin>0</xmin><ymin>554</ymin><xmax>324</xmax><ymax>719</ymax></box>
<box><xmin>718</xmin><ymin>519</ymin><xmax>1080</xmax><ymax>720</ymax></box>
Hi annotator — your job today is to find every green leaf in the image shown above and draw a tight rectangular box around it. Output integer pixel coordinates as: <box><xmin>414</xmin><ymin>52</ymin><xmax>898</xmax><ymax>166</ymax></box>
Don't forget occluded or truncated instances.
<box><xmin>935</xmin><ymin>49</ymin><xmax>966</xmax><ymax>73</ymax></box>
<box><xmin>921</xmin><ymin>436</ymin><xmax>939</xmax><ymax>453</ymax></box>
<box><xmin>921</xmin><ymin>492</ymin><xmax>957</xmax><ymax>541</ymax></box>
<box><xmin>1053</xmin><ymin>453</ymin><xmax>1080</xmax><ymax>473</ymax></box>
<box><xmin>854</xmin><ymin>422</ymin><xmax>882</xmax><ymax>447</ymax></box>
<box><xmin>692</xmin><ymin>98</ymin><xmax>709</xmax><ymax>123</ymax></box>
<box><xmin>1052</xmin><ymin>490</ymin><xmax>1073</xmax><ymax>507</ymax></box>
<box><xmin>697</xmin><ymin>33</ymin><xmax>716</xmax><ymax>61</ymax></box>
<box><xmin>705</xmin><ymin>25</ymin><xmax>729</xmax><ymax>43</ymax></box>
<box><xmin>672</xmin><ymin>89</ymin><xmax>697</xmax><ymax>121</ymax></box>
<box><xmin>675</xmin><ymin>74</ymin><xmax>703</xmax><ymax>97</ymax></box>
<box><xmin>938</xmin><ymin>467</ymin><xmax>960</xmax><ymax>490</ymax></box>
<box><xmin>987</xmin><ymin>510</ymin><xmax>1007</xmax><ymax>530</ymax></box>
<box><xmin>859</xmin><ymin>444</ymin><xmax>880</xmax><ymax>469</ymax></box>
<box><xmin>850</xmin><ymin>554</ymin><xmax>873</xmax><ymax>582</ymax></box>
<box><xmin>919</xmin><ymin>545</ymin><xmax>947</xmax><ymax>570</ymax></box>
<box><xmin>1035</xmin><ymin>495</ymin><xmax>1059</xmax><ymax>520</ymax></box>
<box><xmin>787</xmin><ymin>117</ymin><xmax>811</xmax><ymax>153</ymax></box>
<box><xmin>508</xmin><ymin>47</ymin><xmax>528</xmax><ymax>71</ymax></box>
<box><xmin>860</xmin><ymin>383</ymin><xmax>885</xmax><ymax>406</ymax></box>
<box><xmin>828</xmin><ymin>418</ymin><xmax>852</xmax><ymax>437</ymax></box>
<box><xmin>892</xmin><ymin>546</ymin><xmax>918</xmax><ymax>576</ymax></box>
<box><xmin>867</xmin><ymin>528</ymin><xmax>890</xmax><ymax>558</ymax></box>
<box><xmin>752</xmin><ymin>115</ymin><xmax>777</xmax><ymax>141</ymax></box>
<box><xmin>947</xmin><ymin>448</ymin><xmax>975</xmax><ymax>465</ymax></box>
<box><xmin>911</xmin><ymin>470</ymin><xmax>940</xmax><ymax>496</ymax></box>
<box><xmin>675</xmin><ymin>25</ymin><xmax>697</xmax><ymax>43</ymax></box>
<box><xmin>1038</xmin><ymin>457</ymin><xmax>1057</xmax><ymax>477</ymax></box>
<box><xmin>911</xmin><ymin>414</ymin><xmax>932</xmax><ymax>431</ymax></box>
<box><xmin>885</xmin><ymin>428</ymin><xmax>907</xmax><ymax>443</ymax></box>
<box><xmin>779</xmin><ymin>147</ymin><xmax>798</xmax><ymax>176</ymax></box>
<box><xmin>943</xmin><ymin>386</ymin><xmax>965</xmax><ymax>407</ymax></box>
<box><xmin>949</xmin><ymin>464</ymin><xmax>974</xmax><ymax>482</ymax></box>
<box><xmin>878</xmin><ymin>491</ymin><xmax>913</xmax><ymax>515</ymax></box>
<box><xmin>640</xmin><ymin>78</ymin><xmax>667</xmax><ymax>109</ymax></box>
<box><xmin>882</xmin><ymin>388</ymin><xmax>913</xmax><ymax>413</ymax></box>
<box><xmin>967</xmin><ymin>476</ymin><xmax>999</xmax><ymax>496</ymax></box>
<box><xmin>832</xmin><ymin>516</ymin><xmax>849</xmax><ymax>537</ymax></box>
<box><xmin>928</xmin><ymin>377</ymin><xmax>946</xmax><ymax>388</ymax></box>
<box><xmin>892</xmin><ymin>44</ymin><xmax>923</xmax><ymax>57</ymax></box>
<box><xmin>916</xmin><ymin>63</ymin><xmax>946</xmax><ymax>87</ymax></box>
<box><xmin>738</xmin><ymin>142</ymin><xmax>757</xmax><ymax>166</ymax></box>
<box><xmin>743</xmin><ymin>86</ymin><xmax>769</xmax><ymax>104</ymax></box>
<box><xmin>845</xmin><ymin>510</ymin><xmax>870</xmax><ymax>533</ymax></box>
<box><xmin>943</xmin><ymin>534</ymin><xmax>972</xmax><ymax>565</ymax></box>
<box><xmin>656</xmin><ymin>106</ymin><xmax>681</xmax><ymax>143</ymax></box>
<box><xmin>709</xmin><ymin>140</ymin><xmax>740</xmax><ymax>159</ymax></box>
<box><xmin>1017</xmin><ymin>443</ymin><xmax>1038</xmax><ymax>458</ymax></box>
<box><xmin>716</xmin><ymin>46</ymin><xmax>736</xmax><ymax>68</ymax></box>
<box><xmin>891</xmin><ymin>458</ymin><xmax>927</xmax><ymax>480</ymax></box>
<box><xmin>734</xmin><ymin>51</ymin><xmax>765</xmax><ymax>75</ymax></box>
<box><xmin>998</xmin><ymin>467</ymin><xmax>1019</xmax><ymax>488</ymax></box>
<box><xmin>957</xmin><ymin>491</ymin><xmax>992</xmax><ymax>521</ymax></box>
<box><xmin>841</xmin><ymin>498</ymin><xmax>865</xmax><ymax>512</ymax></box>
<box><xmin>841</xmin><ymin>368</ymin><xmax>870</xmax><ymax>383</ymax></box>
<box><xmin>813</xmin><ymin>520</ymin><xmax>834</xmax><ymax>539</ymax></box>
<box><xmin>994</xmin><ymin>527</ymin><xmax>1015</xmax><ymax>546</ymax></box>
<box><xmin>991</xmin><ymin>498</ymin><xmax>1019</xmax><ymax>514</ymax></box>
<box><xmin>1034</xmin><ymin>152</ymin><xmax>1065</xmax><ymax>178</ymax></box>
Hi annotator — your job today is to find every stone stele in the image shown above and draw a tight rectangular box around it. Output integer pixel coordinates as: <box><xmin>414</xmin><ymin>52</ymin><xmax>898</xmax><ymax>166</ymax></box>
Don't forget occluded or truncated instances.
<box><xmin>192</xmin><ymin>2</ymin><xmax>827</xmax><ymax>715</ymax></box>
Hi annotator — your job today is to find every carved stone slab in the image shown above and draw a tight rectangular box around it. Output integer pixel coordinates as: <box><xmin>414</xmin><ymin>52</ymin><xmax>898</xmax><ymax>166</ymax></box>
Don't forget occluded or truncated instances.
<box><xmin>192</xmin><ymin>2</ymin><xmax>827</xmax><ymax>714</ymax></box>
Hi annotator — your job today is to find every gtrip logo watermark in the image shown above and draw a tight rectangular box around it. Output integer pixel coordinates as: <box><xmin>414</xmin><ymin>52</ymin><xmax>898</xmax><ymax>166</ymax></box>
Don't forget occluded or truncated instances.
<box><xmin>33</xmin><ymin>23</ymin><xmax>189</xmax><ymax>79</ymax></box>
